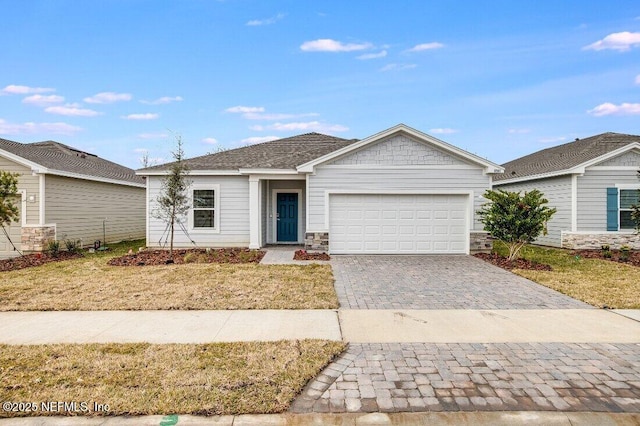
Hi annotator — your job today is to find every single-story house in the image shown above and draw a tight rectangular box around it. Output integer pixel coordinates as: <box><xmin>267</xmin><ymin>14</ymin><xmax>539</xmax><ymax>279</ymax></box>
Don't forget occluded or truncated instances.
<box><xmin>494</xmin><ymin>132</ymin><xmax>640</xmax><ymax>249</ymax></box>
<box><xmin>0</xmin><ymin>138</ymin><xmax>146</xmax><ymax>259</ymax></box>
<box><xmin>138</xmin><ymin>124</ymin><xmax>504</xmax><ymax>254</ymax></box>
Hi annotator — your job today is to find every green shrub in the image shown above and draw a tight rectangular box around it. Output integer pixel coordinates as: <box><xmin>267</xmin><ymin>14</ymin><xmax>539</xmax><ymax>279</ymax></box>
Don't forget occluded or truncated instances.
<box><xmin>64</xmin><ymin>239</ymin><xmax>81</xmax><ymax>253</ymax></box>
<box><xmin>46</xmin><ymin>239</ymin><xmax>60</xmax><ymax>257</ymax></box>
<box><xmin>620</xmin><ymin>245</ymin><xmax>632</xmax><ymax>262</ymax></box>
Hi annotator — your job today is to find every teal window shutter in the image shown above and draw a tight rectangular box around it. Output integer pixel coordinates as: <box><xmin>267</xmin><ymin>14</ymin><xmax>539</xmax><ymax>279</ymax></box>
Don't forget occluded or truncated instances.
<box><xmin>606</xmin><ymin>187</ymin><xmax>618</xmax><ymax>231</ymax></box>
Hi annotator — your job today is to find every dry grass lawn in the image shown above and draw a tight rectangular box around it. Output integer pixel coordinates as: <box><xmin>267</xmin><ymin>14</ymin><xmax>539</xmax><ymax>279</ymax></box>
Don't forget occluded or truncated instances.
<box><xmin>0</xmin><ymin>242</ymin><xmax>338</xmax><ymax>310</ymax></box>
<box><xmin>0</xmin><ymin>340</ymin><xmax>345</xmax><ymax>417</ymax></box>
<box><xmin>495</xmin><ymin>243</ymin><xmax>640</xmax><ymax>309</ymax></box>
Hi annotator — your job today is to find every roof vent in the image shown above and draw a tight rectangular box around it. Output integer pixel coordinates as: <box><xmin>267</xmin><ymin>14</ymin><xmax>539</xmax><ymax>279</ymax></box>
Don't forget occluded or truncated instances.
<box><xmin>575</xmin><ymin>138</ymin><xmax>580</xmax><ymax>141</ymax></box>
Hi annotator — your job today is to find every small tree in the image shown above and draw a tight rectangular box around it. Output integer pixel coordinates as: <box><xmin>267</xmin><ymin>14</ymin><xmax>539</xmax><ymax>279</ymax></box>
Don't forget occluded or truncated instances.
<box><xmin>153</xmin><ymin>136</ymin><xmax>190</xmax><ymax>255</ymax></box>
<box><xmin>477</xmin><ymin>189</ymin><xmax>556</xmax><ymax>261</ymax></box>
<box><xmin>0</xmin><ymin>171</ymin><xmax>20</xmax><ymax>251</ymax></box>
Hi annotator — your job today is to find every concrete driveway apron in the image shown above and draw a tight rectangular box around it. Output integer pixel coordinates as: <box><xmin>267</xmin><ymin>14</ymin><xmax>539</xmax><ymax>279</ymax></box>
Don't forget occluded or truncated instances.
<box><xmin>292</xmin><ymin>255</ymin><xmax>640</xmax><ymax>414</ymax></box>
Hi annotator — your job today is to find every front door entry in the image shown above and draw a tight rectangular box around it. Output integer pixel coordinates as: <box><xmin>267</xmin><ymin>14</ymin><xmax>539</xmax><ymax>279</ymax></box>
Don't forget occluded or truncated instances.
<box><xmin>277</xmin><ymin>193</ymin><xmax>298</xmax><ymax>242</ymax></box>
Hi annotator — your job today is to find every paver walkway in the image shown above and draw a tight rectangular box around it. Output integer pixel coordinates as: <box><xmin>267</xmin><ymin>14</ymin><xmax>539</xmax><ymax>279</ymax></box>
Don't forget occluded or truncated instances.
<box><xmin>292</xmin><ymin>342</ymin><xmax>640</xmax><ymax>413</ymax></box>
<box><xmin>331</xmin><ymin>255</ymin><xmax>590</xmax><ymax>309</ymax></box>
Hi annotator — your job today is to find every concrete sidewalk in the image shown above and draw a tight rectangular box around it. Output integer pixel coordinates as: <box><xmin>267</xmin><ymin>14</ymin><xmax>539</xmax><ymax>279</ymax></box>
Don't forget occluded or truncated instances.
<box><xmin>1</xmin><ymin>412</ymin><xmax>640</xmax><ymax>425</ymax></box>
<box><xmin>0</xmin><ymin>310</ymin><xmax>341</xmax><ymax>344</ymax></box>
<box><xmin>1</xmin><ymin>309</ymin><xmax>639</xmax><ymax>344</ymax></box>
<box><xmin>339</xmin><ymin>309</ymin><xmax>640</xmax><ymax>343</ymax></box>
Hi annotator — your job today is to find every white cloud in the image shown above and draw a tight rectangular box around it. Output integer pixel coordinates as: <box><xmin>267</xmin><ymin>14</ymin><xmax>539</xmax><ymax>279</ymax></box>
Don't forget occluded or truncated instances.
<box><xmin>138</xmin><ymin>132</ymin><xmax>169</xmax><ymax>139</ymax></box>
<box><xmin>380</xmin><ymin>63</ymin><xmax>417</xmax><ymax>72</ymax></box>
<box><xmin>241</xmin><ymin>136</ymin><xmax>280</xmax><ymax>144</ymax></box>
<box><xmin>202</xmin><ymin>137</ymin><xmax>218</xmax><ymax>144</ymax></box>
<box><xmin>45</xmin><ymin>105</ymin><xmax>102</xmax><ymax>117</ymax></box>
<box><xmin>226</xmin><ymin>106</ymin><xmax>265</xmax><ymax>113</ymax></box>
<box><xmin>249</xmin><ymin>125</ymin><xmax>264</xmax><ymax>131</ymax></box>
<box><xmin>22</xmin><ymin>94</ymin><xmax>65</xmax><ymax>106</ymax></box>
<box><xmin>588</xmin><ymin>102</ymin><xmax>640</xmax><ymax>116</ymax></box>
<box><xmin>539</xmin><ymin>136</ymin><xmax>566</xmax><ymax>144</ymax></box>
<box><xmin>133</xmin><ymin>148</ymin><xmax>149</xmax><ymax>153</ymax></box>
<box><xmin>140</xmin><ymin>96</ymin><xmax>183</xmax><ymax>105</ymax></box>
<box><xmin>508</xmin><ymin>128</ymin><xmax>531</xmax><ymax>134</ymax></box>
<box><xmin>429</xmin><ymin>128</ymin><xmax>458</xmax><ymax>134</ymax></box>
<box><xmin>269</xmin><ymin>121</ymin><xmax>348</xmax><ymax>132</ymax></box>
<box><xmin>246</xmin><ymin>13</ymin><xmax>285</xmax><ymax>26</ymax></box>
<box><xmin>357</xmin><ymin>50</ymin><xmax>387</xmax><ymax>60</ymax></box>
<box><xmin>84</xmin><ymin>92</ymin><xmax>132</xmax><ymax>104</ymax></box>
<box><xmin>635</xmin><ymin>74</ymin><xmax>640</xmax><ymax>85</ymax></box>
<box><xmin>300</xmin><ymin>39</ymin><xmax>372</xmax><ymax>52</ymax></box>
<box><xmin>122</xmin><ymin>113</ymin><xmax>159</xmax><ymax>120</ymax></box>
<box><xmin>243</xmin><ymin>112</ymin><xmax>319</xmax><ymax>120</ymax></box>
<box><xmin>1</xmin><ymin>85</ymin><xmax>55</xmax><ymax>95</ymax></box>
<box><xmin>405</xmin><ymin>42</ymin><xmax>444</xmax><ymax>52</ymax></box>
<box><xmin>583</xmin><ymin>31</ymin><xmax>640</xmax><ymax>51</ymax></box>
<box><xmin>0</xmin><ymin>118</ymin><xmax>81</xmax><ymax>135</ymax></box>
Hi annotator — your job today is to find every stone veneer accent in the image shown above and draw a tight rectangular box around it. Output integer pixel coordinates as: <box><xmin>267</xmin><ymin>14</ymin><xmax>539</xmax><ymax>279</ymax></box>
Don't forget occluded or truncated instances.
<box><xmin>304</xmin><ymin>231</ymin><xmax>493</xmax><ymax>253</ymax></box>
<box><xmin>469</xmin><ymin>231</ymin><xmax>494</xmax><ymax>253</ymax></box>
<box><xmin>21</xmin><ymin>225</ymin><xmax>56</xmax><ymax>252</ymax></box>
<box><xmin>304</xmin><ymin>232</ymin><xmax>329</xmax><ymax>251</ymax></box>
<box><xmin>561</xmin><ymin>232</ymin><xmax>640</xmax><ymax>250</ymax></box>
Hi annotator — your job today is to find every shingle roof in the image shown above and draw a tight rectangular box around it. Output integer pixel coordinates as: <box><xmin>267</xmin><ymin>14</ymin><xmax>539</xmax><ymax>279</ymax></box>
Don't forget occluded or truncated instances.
<box><xmin>495</xmin><ymin>132</ymin><xmax>640</xmax><ymax>182</ymax></box>
<box><xmin>139</xmin><ymin>132</ymin><xmax>359</xmax><ymax>172</ymax></box>
<box><xmin>0</xmin><ymin>138</ymin><xmax>145</xmax><ymax>185</ymax></box>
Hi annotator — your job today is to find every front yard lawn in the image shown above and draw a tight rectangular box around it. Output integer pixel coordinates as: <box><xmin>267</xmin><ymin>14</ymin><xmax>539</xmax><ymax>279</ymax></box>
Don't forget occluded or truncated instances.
<box><xmin>0</xmin><ymin>241</ymin><xmax>338</xmax><ymax>311</ymax></box>
<box><xmin>0</xmin><ymin>340</ymin><xmax>345</xmax><ymax>417</ymax></box>
<box><xmin>493</xmin><ymin>242</ymin><xmax>640</xmax><ymax>309</ymax></box>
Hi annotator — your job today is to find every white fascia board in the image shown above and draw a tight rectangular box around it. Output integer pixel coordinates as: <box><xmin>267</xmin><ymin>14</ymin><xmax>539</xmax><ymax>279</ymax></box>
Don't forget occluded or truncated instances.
<box><xmin>0</xmin><ymin>148</ymin><xmax>47</xmax><ymax>172</ymax></box>
<box><xmin>493</xmin><ymin>169</ymin><xmax>579</xmax><ymax>185</ymax></box>
<box><xmin>238</xmin><ymin>168</ymin><xmax>300</xmax><ymax>175</ymax></box>
<box><xmin>137</xmin><ymin>169</ymin><xmax>242</xmax><ymax>176</ymax></box>
<box><xmin>46</xmin><ymin>169</ymin><xmax>146</xmax><ymax>188</ymax></box>
<box><xmin>296</xmin><ymin>123</ymin><xmax>504</xmax><ymax>173</ymax></box>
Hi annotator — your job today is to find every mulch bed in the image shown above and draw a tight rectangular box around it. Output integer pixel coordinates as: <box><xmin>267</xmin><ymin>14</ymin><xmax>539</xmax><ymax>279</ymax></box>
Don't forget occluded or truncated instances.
<box><xmin>294</xmin><ymin>250</ymin><xmax>330</xmax><ymax>261</ymax></box>
<box><xmin>107</xmin><ymin>248</ymin><xmax>265</xmax><ymax>266</ymax></box>
<box><xmin>0</xmin><ymin>252</ymin><xmax>83</xmax><ymax>272</ymax></box>
<box><xmin>571</xmin><ymin>249</ymin><xmax>640</xmax><ymax>268</ymax></box>
<box><xmin>474</xmin><ymin>252</ymin><xmax>552</xmax><ymax>271</ymax></box>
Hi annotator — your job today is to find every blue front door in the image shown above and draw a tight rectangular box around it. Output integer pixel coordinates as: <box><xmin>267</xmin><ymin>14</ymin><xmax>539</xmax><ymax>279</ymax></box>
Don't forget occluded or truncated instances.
<box><xmin>277</xmin><ymin>193</ymin><xmax>298</xmax><ymax>242</ymax></box>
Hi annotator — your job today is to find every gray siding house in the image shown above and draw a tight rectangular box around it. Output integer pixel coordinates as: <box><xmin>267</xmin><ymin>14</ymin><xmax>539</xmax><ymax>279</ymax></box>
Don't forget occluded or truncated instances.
<box><xmin>0</xmin><ymin>139</ymin><xmax>146</xmax><ymax>259</ymax></box>
<box><xmin>494</xmin><ymin>132</ymin><xmax>640</xmax><ymax>249</ymax></box>
<box><xmin>139</xmin><ymin>124</ymin><xmax>504</xmax><ymax>254</ymax></box>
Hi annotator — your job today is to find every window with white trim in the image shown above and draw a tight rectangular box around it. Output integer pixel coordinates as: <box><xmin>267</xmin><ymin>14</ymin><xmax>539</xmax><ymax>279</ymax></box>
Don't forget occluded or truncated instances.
<box><xmin>620</xmin><ymin>189</ymin><xmax>640</xmax><ymax>229</ymax></box>
<box><xmin>190</xmin><ymin>185</ymin><xmax>220</xmax><ymax>231</ymax></box>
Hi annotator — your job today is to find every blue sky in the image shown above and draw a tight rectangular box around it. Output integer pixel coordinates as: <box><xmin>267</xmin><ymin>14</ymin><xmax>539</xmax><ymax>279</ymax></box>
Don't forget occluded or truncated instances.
<box><xmin>1</xmin><ymin>1</ymin><xmax>639</xmax><ymax>169</ymax></box>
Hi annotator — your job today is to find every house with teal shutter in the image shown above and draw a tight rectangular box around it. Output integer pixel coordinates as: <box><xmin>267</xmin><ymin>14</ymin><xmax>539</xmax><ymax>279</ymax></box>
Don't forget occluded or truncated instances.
<box><xmin>494</xmin><ymin>132</ymin><xmax>640</xmax><ymax>249</ymax></box>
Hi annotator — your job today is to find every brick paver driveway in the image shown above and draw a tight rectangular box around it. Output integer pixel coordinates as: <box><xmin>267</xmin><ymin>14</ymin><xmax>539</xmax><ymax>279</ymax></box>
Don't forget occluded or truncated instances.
<box><xmin>290</xmin><ymin>254</ymin><xmax>640</xmax><ymax>414</ymax></box>
<box><xmin>331</xmin><ymin>255</ymin><xmax>589</xmax><ymax>309</ymax></box>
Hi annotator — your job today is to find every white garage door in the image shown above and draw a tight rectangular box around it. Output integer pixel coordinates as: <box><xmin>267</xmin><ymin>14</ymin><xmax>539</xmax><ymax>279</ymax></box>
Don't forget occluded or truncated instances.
<box><xmin>329</xmin><ymin>194</ymin><xmax>468</xmax><ymax>254</ymax></box>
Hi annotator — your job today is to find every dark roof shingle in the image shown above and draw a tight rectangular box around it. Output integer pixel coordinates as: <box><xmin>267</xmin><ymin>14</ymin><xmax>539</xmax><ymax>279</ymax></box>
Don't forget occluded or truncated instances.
<box><xmin>495</xmin><ymin>132</ymin><xmax>640</xmax><ymax>182</ymax></box>
<box><xmin>140</xmin><ymin>132</ymin><xmax>359</xmax><ymax>172</ymax></box>
<box><xmin>0</xmin><ymin>138</ymin><xmax>145</xmax><ymax>185</ymax></box>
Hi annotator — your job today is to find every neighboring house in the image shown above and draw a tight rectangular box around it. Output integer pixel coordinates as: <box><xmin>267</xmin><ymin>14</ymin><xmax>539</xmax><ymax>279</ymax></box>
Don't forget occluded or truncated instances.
<box><xmin>138</xmin><ymin>124</ymin><xmax>503</xmax><ymax>254</ymax></box>
<box><xmin>0</xmin><ymin>138</ymin><xmax>146</xmax><ymax>259</ymax></box>
<box><xmin>494</xmin><ymin>132</ymin><xmax>640</xmax><ymax>249</ymax></box>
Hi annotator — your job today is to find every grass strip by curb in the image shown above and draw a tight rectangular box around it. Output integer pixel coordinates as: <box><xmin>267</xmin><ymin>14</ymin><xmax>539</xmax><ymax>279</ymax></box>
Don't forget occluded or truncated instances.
<box><xmin>0</xmin><ymin>340</ymin><xmax>345</xmax><ymax>417</ymax></box>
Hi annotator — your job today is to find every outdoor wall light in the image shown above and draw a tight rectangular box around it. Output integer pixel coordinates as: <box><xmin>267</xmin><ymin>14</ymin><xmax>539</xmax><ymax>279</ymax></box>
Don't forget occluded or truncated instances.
<box><xmin>28</xmin><ymin>195</ymin><xmax>36</xmax><ymax>203</ymax></box>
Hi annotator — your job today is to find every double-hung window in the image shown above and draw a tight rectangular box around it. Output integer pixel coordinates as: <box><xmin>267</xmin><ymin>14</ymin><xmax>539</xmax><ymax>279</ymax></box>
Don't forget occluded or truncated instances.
<box><xmin>191</xmin><ymin>185</ymin><xmax>220</xmax><ymax>231</ymax></box>
<box><xmin>620</xmin><ymin>189</ymin><xmax>640</xmax><ymax>230</ymax></box>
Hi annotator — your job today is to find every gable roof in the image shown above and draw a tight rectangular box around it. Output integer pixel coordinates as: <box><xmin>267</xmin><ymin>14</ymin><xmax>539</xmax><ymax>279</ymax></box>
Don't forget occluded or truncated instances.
<box><xmin>495</xmin><ymin>132</ymin><xmax>640</xmax><ymax>184</ymax></box>
<box><xmin>297</xmin><ymin>124</ymin><xmax>504</xmax><ymax>173</ymax></box>
<box><xmin>0</xmin><ymin>138</ymin><xmax>145</xmax><ymax>187</ymax></box>
<box><xmin>138</xmin><ymin>132</ymin><xmax>359</xmax><ymax>173</ymax></box>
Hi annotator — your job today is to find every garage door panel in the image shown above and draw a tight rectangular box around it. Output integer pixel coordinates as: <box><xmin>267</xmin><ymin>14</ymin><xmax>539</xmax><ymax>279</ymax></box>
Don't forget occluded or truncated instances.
<box><xmin>329</xmin><ymin>194</ymin><xmax>468</xmax><ymax>254</ymax></box>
